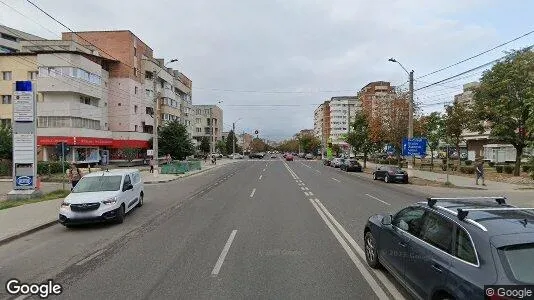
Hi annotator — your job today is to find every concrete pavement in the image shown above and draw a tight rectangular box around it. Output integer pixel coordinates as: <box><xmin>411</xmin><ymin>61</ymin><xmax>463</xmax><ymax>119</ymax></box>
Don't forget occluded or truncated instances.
<box><xmin>0</xmin><ymin>159</ymin><xmax>241</xmax><ymax>246</ymax></box>
<box><xmin>365</xmin><ymin>161</ymin><xmax>524</xmax><ymax>191</ymax></box>
<box><xmin>1</xmin><ymin>157</ymin><xmax>532</xmax><ymax>299</ymax></box>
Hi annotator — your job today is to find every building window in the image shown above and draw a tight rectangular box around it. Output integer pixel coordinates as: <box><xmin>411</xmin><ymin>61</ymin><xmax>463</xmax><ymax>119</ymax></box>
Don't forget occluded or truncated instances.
<box><xmin>1</xmin><ymin>95</ymin><xmax>12</xmax><ymax>104</ymax></box>
<box><xmin>145</xmin><ymin>71</ymin><xmax>153</xmax><ymax>80</ymax></box>
<box><xmin>134</xmin><ymin>125</ymin><xmax>138</xmax><ymax>131</ymax></box>
<box><xmin>133</xmin><ymin>47</ymin><xmax>137</xmax><ymax>57</ymax></box>
<box><xmin>195</xmin><ymin>118</ymin><xmax>201</xmax><ymax>124</ymax></box>
<box><xmin>37</xmin><ymin>116</ymin><xmax>100</xmax><ymax>130</ymax></box>
<box><xmin>118</xmin><ymin>103</ymin><xmax>121</xmax><ymax>106</ymax></box>
<box><xmin>133</xmin><ymin>67</ymin><xmax>138</xmax><ymax>76</ymax></box>
<box><xmin>2</xmin><ymin>71</ymin><xmax>12</xmax><ymax>81</ymax></box>
<box><xmin>134</xmin><ymin>86</ymin><xmax>138</xmax><ymax>94</ymax></box>
<box><xmin>196</xmin><ymin>128</ymin><xmax>202</xmax><ymax>133</ymax></box>
<box><xmin>134</xmin><ymin>105</ymin><xmax>138</xmax><ymax>113</ymax></box>
<box><xmin>1</xmin><ymin>33</ymin><xmax>17</xmax><ymax>42</ymax></box>
<box><xmin>28</xmin><ymin>71</ymin><xmax>38</xmax><ymax>80</ymax></box>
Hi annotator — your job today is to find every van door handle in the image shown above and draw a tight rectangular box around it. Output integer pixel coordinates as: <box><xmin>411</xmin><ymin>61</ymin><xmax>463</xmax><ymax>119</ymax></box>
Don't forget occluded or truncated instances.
<box><xmin>398</xmin><ymin>241</ymin><xmax>407</xmax><ymax>247</ymax></box>
<box><xmin>432</xmin><ymin>263</ymin><xmax>443</xmax><ymax>272</ymax></box>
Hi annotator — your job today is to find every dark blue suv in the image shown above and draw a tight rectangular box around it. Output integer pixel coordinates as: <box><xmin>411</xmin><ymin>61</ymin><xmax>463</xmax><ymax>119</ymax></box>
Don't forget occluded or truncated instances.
<box><xmin>364</xmin><ymin>197</ymin><xmax>534</xmax><ymax>300</ymax></box>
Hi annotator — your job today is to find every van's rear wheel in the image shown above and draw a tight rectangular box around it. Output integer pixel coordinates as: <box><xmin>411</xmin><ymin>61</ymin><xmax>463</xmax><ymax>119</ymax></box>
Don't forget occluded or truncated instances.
<box><xmin>115</xmin><ymin>205</ymin><xmax>125</xmax><ymax>224</ymax></box>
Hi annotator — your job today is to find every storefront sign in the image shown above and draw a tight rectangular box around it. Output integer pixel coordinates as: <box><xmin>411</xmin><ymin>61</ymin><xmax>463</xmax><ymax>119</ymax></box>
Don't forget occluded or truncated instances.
<box><xmin>13</xmin><ymin>92</ymin><xmax>34</xmax><ymax>122</ymax></box>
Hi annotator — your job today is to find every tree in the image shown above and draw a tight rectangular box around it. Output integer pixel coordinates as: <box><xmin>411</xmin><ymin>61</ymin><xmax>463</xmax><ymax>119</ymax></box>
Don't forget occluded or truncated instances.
<box><xmin>277</xmin><ymin>139</ymin><xmax>299</xmax><ymax>153</ymax></box>
<box><xmin>346</xmin><ymin>112</ymin><xmax>377</xmax><ymax>168</ymax></box>
<box><xmin>123</xmin><ymin>148</ymin><xmax>138</xmax><ymax>163</ymax></box>
<box><xmin>473</xmin><ymin>48</ymin><xmax>534</xmax><ymax>176</ymax></box>
<box><xmin>383</xmin><ymin>97</ymin><xmax>410</xmax><ymax>159</ymax></box>
<box><xmin>216</xmin><ymin>140</ymin><xmax>226</xmax><ymax>155</ymax></box>
<box><xmin>251</xmin><ymin>138</ymin><xmax>267</xmax><ymax>152</ymax></box>
<box><xmin>199</xmin><ymin>136</ymin><xmax>210</xmax><ymax>154</ymax></box>
<box><xmin>158</xmin><ymin>120</ymin><xmax>194</xmax><ymax>160</ymax></box>
<box><xmin>225</xmin><ymin>130</ymin><xmax>241</xmax><ymax>154</ymax></box>
<box><xmin>331</xmin><ymin>144</ymin><xmax>342</xmax><ymax>156</ymax></box>
<box><xmin>444</xmin><ymin>100</ymin><xmax>471</xmax><ymax>165</ymax></box>
<box><xmin>298</xmin><ymin>134</ymin><xmax>321</xmax><ymax>154</ymax></box>
<box><xmin>0</xmin><ymin>125</ymin><xmax>12</xmax><ymax>160</ymax></box>
<box><xmin>423</xmin><ymin>112</ymin><xmax>444</xmax><ymax>166</ymax></box>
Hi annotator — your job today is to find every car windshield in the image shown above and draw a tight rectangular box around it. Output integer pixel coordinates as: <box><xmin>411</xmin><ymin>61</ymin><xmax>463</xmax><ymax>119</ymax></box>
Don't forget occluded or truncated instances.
<box><xmin>72</xmin><ymin>175</ymin><xmax>123</xmax><ymax>193</ymax></box>
<box><xmin>500</xmin><ymin>243</ymin><xmax>534</xmax><ymax>283</ymax></box>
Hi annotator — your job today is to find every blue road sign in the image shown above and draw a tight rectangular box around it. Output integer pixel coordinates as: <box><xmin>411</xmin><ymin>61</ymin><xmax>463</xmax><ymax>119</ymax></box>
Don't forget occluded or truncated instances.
<box><xmin>15</xmin><ymin>176</ymin><xmax>33</xmax><ymax>187</ymax></box>
<box><xmin>402</xmin><ymin>137</ymin><xmax>427</xmax><ymax>156</ymax></box>
<box><xmin>385</xmin><ymin>144</ymin><xmax>396</xmax><ymax>156</ymax></box>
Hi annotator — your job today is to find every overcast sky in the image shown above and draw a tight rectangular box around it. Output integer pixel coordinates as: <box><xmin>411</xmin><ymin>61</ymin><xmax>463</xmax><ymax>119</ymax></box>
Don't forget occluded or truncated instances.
<box><xmin>2</xmin><ymin>0</ymin><xmax>533</xmax><ymax>140</ymax></box>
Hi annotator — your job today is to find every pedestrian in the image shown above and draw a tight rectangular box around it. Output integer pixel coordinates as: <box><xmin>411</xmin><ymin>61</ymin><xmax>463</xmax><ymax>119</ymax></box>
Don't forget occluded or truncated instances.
<box><xmin>476</xmin><ymin>160</ymin><xmax>486</xmax><ymax>186</ymax></box>
<box><xmin>149</xmin><ymin>158</ymin><xmax>155</xmax><ymax>173</ymax></box>
<box><xmin>68</xmin><ymin>163</ymin><xmax>82</xmax><ymax>190</ymax></box>
<box><xmin>204</xmin><ymin>154</ymin><xmax>208</xmax><ymax>163</ymax></box>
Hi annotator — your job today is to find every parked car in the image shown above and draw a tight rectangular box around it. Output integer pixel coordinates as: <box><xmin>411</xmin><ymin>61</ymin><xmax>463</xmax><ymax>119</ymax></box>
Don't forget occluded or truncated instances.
<box><xmin>305</xmin><ymin>153</ymin><xmax>314</xmax><ymax>160</ymax></box>
<box><xmin>211</xmin><ymin>153</ymin><xmax>223</xmax><ymax>159</ymax></box>
<box><xmin>59</xmin><ymin>169</ymin><xmax>144</xmax><ymax>227</ymax></box>
<box><xmin>249</xmin><ymin>152</ymin><xmax>264</xmax><ymax>159</ymax></box>
<box><xmin>270</xmin><ymin>154</ymin><xmax>277</xmax><ymax>158</ymax></box>
<box><xmin>340</xmin><ymin>159</ymin><xmax>362</xmax><ymax>172</ymax></box>
<box><xmin>364</xmin><ymin>196</ymin><xmax>534</xmax><ymax>300</ymax></box>
<box><xmin>331</xmin><ymin>158</ymin><xmax>344</xmax><ymax>168</ymax></box>
<box><xmin>231</xmin><ymin>153</ymin><xmax>243</xmax><ymax>159</ymax></box>
<box><xmin>372</xmin><ymin>165</ymin><xmax>408</xmax><ymax>183</ymax></box>
<box><xmin>285</xmin><ymin>154</ymin><xmax>294</xmax><ymax>161</ymax></box>
<box><xmin>323</xmin><ymin>158</ymin><xmax>332</xmax><ymax>166</ymax></box>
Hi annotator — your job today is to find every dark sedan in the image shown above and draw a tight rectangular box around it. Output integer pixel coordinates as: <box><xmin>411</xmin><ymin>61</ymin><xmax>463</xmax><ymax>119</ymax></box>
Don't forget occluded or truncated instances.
<box><xmin>372</xmin><ymin>165</ymin><xmax>408</xmax><ymax>183</ymax></box>
<box><xmin>323</xmin><ymin>158</ymin><xmax>331</xmax><ymax>166</ymax></box>
<box><xmin>340</xmin><ymin>159</ymin><xmax>362</xmax><ymax>172</ymax></box>
<box><xmin>285</xmin><ymin>154</ymin><xmax>294</xmax><ymax>161</ymax></box>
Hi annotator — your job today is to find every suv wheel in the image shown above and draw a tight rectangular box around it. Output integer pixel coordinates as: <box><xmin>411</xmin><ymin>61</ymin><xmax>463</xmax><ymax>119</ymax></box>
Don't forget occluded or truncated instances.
<box><xmin>137</xmin><ymin>193</ymin><xmax>144</xmax><ymax>207</ymax></box>
<box><xmin>365</xmin><ymin>232</ymin><xmax>380</xmax><ymax>268</ymax></box>
<box><xmin>115</xmin><ymin>205</ymin><xmax>125</xmax><ymax>224</ymax></box>
<box><xmin>373</xmin><ymin>173</ymin><xmax>377</xmax><ymax>180</ymax></box>
<box><xmin>384</xmin><ymin>175</ymin><xmax>390</xmax><ymax>183</ymax></box>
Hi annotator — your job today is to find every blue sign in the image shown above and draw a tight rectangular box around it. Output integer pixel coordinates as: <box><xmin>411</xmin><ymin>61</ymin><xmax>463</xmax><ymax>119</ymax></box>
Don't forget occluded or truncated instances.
<box><xmin>15</xmin><ymin>81</ymin><xmax>32</xmax><ymax>92</ymax></box>
<box><xmin>402</xmin><ymin>137</ymin><xmax>427</xmax><ymax>156</ymax></box>
<box><xmin>385</xmin><ymin>144</ymin><xmax>396</xmax><ymax>156</ymax></box>
<box><xmin>15</xmin><ymin>176</ymin><xmax>33</xmax><ymax>187</ymax></box>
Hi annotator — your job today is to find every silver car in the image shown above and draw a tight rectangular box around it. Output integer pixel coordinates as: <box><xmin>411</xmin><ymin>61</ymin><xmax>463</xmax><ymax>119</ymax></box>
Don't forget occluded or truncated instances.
<box><xmin>331</xmin><ymin>158</ymin><xmax>344</xmax><ymax>168</ymax></box>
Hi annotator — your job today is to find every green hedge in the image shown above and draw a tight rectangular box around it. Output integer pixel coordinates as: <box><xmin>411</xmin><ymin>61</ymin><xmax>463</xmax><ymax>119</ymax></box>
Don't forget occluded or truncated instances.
<box><xmin>495</xmin><ymin>165</ymin><xmax>503</xmax><ymax>173</ymax></box>
<box><xmin>37</xmin><ymin>161</ymin><xmax>70</xmax><ymax>175</ymax></box>
<box><xmin>504</xmin><ymin>165</ymin><xmax>514</xmax><ymax>174</ymax></box>
<box><xmin>464</xmin><ymin>160</ymin><xmax>473</xmax><ymax>166</ymax></box>
<box><xmin>522</xmin><ymin>165</ymin><xmax>531</xmax><ymax>173</ymax></box>
<box><xmin>0</xmin><ymin>161</ymin><xmax>10</xmax><ymax>176</ymax></box>
<box><xmin>488</xmin><ymin>161</ymin><xmax>495</xmax><ymax>167</ymax></box>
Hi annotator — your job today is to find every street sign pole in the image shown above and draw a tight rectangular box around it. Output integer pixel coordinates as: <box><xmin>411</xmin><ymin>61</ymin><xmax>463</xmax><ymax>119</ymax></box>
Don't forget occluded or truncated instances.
<box><xmin>61</xmin><ymin>142</ymin><xmax>65</xmax><ymax>191</ymax></box>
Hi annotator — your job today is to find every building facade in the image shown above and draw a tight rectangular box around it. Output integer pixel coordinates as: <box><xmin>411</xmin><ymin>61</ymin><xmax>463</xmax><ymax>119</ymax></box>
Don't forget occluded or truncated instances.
<box><xmin>0</xmin><ymin>25</ymin><xmax>43</xmax><ymax>53</ymax></box>
<box><xmin>0</xmin><ymin>28</ymin><xmax>194</xmax><ymax>162</ymax></box>
<box><xmin>193</xmin><ymin>105</ymin><xmax>223</xmax><ymax>153</ymax></box>
<box><xmin>328</xmin><ymin>96</ymin><xmax>361</xmax><ymax>145</ymax></box>
<box><xmin>359</xmin><ymin>81</ymin><xmax>395</xmax><ymax>119</ymax></box>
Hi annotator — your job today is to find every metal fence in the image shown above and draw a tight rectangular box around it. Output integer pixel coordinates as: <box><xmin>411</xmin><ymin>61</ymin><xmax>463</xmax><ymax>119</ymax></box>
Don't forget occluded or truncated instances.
<box><xmin>161</xmin><ymin>160</ymin><xmax>202</xmax><ymax>174</ymax></box>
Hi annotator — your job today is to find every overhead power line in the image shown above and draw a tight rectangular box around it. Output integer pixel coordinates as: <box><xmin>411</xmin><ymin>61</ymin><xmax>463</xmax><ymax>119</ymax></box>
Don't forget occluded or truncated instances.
<box><xmin>417</xmin><ymin>28</ymin><xmax>534</xmax><ymax>79</ymax></box>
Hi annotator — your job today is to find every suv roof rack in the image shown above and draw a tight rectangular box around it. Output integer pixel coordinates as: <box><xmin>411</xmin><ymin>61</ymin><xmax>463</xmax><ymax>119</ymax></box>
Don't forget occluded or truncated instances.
<box><xmin>427</xmin><ymin>196</ymin><xmax>506</xmax><ymax>208</ymax></box>
<box><xmin>457</xmin><ymin>207</ymin><xmax>534</xmax><ymax>221</ymax></box>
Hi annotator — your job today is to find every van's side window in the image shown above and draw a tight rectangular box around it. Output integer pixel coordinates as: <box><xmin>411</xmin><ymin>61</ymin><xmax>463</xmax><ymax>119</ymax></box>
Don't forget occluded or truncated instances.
<box><xmin>132</xmin><ymin>173</ymin><xmax>140</xmax><ymax>184</ymax></box>
<box><xmin>123</xmin><ymin>175</ymin><xmax>131</xmax><ymax>190</ymax></box>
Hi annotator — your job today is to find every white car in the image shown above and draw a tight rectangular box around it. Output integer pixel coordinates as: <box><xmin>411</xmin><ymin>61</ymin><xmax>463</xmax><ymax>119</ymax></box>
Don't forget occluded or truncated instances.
<box><xmin>59</xmin><ymin>169</ymin><xmax>144</xmax><ymax>227</ymax></box>
<box><xmin>231</xmin><ymin>153</ymin><xmax>244</xmax><ymax>159</ymax></box>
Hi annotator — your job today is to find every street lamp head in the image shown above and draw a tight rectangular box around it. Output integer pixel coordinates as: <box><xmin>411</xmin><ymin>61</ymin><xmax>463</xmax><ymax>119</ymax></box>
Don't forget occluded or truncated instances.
<box><xmin>169</xmin><ymin>59</ymin><xmax>179</xmax><ymax>63</ymax></box>
<box><xmin>388</xmin><ymin>58</ymin><xmax>397</xmax><ymax>63</ymax></box>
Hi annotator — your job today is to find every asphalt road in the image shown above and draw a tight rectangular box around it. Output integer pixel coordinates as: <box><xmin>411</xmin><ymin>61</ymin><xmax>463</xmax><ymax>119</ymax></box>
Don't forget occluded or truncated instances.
<box><xmin>0</xmin><ymin>158</ymin><xmax>441</xmax><ymax>300</ymax></box>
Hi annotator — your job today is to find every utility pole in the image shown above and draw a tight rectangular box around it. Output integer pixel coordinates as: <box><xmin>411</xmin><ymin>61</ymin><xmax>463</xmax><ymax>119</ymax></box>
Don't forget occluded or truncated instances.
<box><xmin>347</xmin><ymin>100</ymin><xmax>351</xmax><ymax>158</ymax></box>
<box><xmin>210</xmin><ymin>108</ymin><xmax>213</xmax><ymax>154</ymax></box>
<box><xmin>152</xmin><ymin>68</ymin><xmax>160</xmax><ymax>175</ymax></box>
<box><xmin>232</xmin><ymin>122</ymin><xmax>236</xmax><ymax>155</ymax></box>
<box><xmin>408</xmin><ymin>70</ymin><xmax>414</xmax><ymax>170</ymax></box>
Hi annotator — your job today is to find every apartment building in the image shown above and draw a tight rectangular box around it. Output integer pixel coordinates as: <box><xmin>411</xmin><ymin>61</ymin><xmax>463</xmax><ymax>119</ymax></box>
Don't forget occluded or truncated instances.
<box><xmin>0</xmin><ymin>27</ymin><xmax>194</xmax><ymax>162</ymax></box>
<box><xmin>359</xmin><ymin>81</ymin><xmax>396</xmax><ymax>119</ymax></box>
<box><xmin>0</xmin><ymin>25</ymin><xmax>43</xmax><ymax>53</ymax></box>
<box><xmin>193</xmin><ymin>105</ymin><xmax>223</xmax><ymax>153</ymax></box>
<box><xmin>313</xmin><ymin>101</ymin><xmax>330</xmax><ymax>144</ymax></box>
<box><xmin>328</xmin><ymin>96</ymin><xmax>361</xmax><ymax>145</ymax></box>
<box><xmin>238</xmin><ymin>132</ymin><xmax>253</xmax><ymax>151</ymax></box>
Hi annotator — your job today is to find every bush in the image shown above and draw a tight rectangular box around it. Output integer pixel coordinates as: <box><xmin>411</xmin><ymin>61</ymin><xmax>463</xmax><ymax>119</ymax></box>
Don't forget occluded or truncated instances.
<box><xmin>464</xmin><ymin>160</ymin><xmax>473</xmax><ymax>166</ymax></box>
<box><xmin>495</xmin><ymin>165</ymin><xmax>503</xmax><ymax>173</ymax></box>
<box><xmin>504</xmin><ymin>165</ymin><xmax>514</xmax><ymax>174</ymax></box>
<box><xmin>488</xmin><ymin>161</ymin><xmax>495</xmax><ymax>167</ymax></box>
<box><xmin>460</xmin><ymin>166</ymin><xmax>476</xmax><ymax>174</ymax></box>
<box><xmin>0</xmin><ymin>161</ymin><xmax>10</xmax><ymax>176</ymax></box>
<box><xmin>37</xmin><ymin>161</ymin><xmax>70</xmax><ymax>175</ymax></box>
<box><xmin>522</xmin><ymin>165</ymin><xmax>531</xmax><ymax>173</ymax></box>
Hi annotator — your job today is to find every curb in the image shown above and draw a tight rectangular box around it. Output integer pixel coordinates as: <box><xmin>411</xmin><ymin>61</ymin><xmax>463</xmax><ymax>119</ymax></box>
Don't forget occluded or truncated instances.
<box><xmin>0</xmin><ymin>219</ymin><xmax>58</xmax><ymax>247</ymax></box>
<box><xmin>143</xmin><ymin>162</ymin><xmax>238</xmax><ymax>184</ymax></box>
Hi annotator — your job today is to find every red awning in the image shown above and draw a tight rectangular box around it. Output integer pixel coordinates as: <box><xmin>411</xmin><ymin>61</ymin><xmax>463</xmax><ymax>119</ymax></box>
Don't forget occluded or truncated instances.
<box><xmin>38</xmin><ymin>136</ymin><xmax>149</xmax><ymax>149</ymax></box>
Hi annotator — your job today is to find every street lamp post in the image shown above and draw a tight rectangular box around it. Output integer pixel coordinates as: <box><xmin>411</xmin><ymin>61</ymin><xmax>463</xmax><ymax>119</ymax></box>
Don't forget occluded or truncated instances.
<box><xmin>144</xmin><ymin>58</ymin><xmax>178</xmax><ymax>176</ymax></box>
<box><xmin>389</xmin><ymin>58</ymin><xmax>414</xmax><ymax>170</ymax></box>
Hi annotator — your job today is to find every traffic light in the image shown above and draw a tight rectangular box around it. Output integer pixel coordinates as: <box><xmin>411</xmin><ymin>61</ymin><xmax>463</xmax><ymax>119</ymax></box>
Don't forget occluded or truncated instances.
<box><xmin>55</xmin><ymin>142</ymin><xmax>71</xmax><ymax>157</ymax></box>
<box><xmin>254</xmin><ymin>130</ymin><xmax>259</xmax><ymax>135</ymax></box>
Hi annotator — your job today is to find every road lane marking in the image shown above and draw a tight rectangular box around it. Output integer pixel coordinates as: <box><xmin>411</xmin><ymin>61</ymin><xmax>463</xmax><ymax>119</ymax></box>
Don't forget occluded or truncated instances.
<box><xmin>315</xmin><ymin>170</ymin><xmax>321</xmax><ymax>174</ymax></box>
<box><xmin>313</xmin><ymin>199</ymin><xmax>404</xmax><ymax>300</ymax></box>
<box><xmin>331</xmin><ymin>177</ymin><xmax>340</xmax><ymax>182</ymax></box>
<box><xmin>303</xmin><ymin>187</ymin><xmax>309</xmax><ymax>191</ymax></box>
<box><xmin>250</xmin><ymin>188</ymin><xmax>256</xmax><ymax>198</ymax></box>
<box><xmin>300</xmin><ymin>187</ymin><xmax>306</xmax><ymax>190</ymax></box>
<box><xmin>259</xmin><ymin>175</ymin><xmax>263</xmax><ymax>180</ymax></box>
<box><xmin>365</xmin><ymin>194</ymin><xmax>391</xmax><ymax>206</ymax></box>
<box><xmin>308</xmin><ymin>192</ymin><xmax>314</xmax><ymax>196</ymax></box>
<box><xmin>76</xmin><ymin>249</ymin><xmax>105</xmax><ymax>266</ymax></box>
<box><xmin>304</xmin><ymin>191</ymin><xmax>310</xmax><ymax>196</ymax></box>
<box><xmin>263</xmin><ymin>168</ymin><xmax>266</xmax><ymax>172</ymax></box>
<box><xmin>211</xmin><ymin>230</ymin><xmax>238</xmax><ymax>276</ymax></box>
<box><xmin>309</xmin><ymin>199</ymin><xmax>389</xmax><ymax>300</ymax></box>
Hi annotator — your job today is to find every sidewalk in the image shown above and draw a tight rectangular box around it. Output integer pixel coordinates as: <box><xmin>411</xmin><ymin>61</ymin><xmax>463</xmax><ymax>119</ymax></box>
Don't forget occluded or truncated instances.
<box><xmin>0</xmin><ymin>159</ymin><xmax>240</xmax><ymax>245</ymax></box>
<box><xmin>365</xmin><ymin>162</ymin><xmax>522</xmax><ymax>191</ymax></box>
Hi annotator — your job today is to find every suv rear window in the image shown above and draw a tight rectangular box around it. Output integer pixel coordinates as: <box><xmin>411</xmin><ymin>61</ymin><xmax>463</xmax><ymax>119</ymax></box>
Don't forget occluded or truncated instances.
<box><xmin>455</xmin><ymin>227</ymin><xmax>477</xmax><ymax>264</ymax></box>
<box><xmin>500</xmin><ymin>243</ymin><xmax>534</xmax><ymax>283</ymax></box>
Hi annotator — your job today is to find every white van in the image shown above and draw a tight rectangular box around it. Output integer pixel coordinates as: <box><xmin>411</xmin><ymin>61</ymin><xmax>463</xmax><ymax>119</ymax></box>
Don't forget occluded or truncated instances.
<box><xmin>59</xmin><ymin>169</ymin><xmax>144</xmax><ymax>227</ymax></box>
